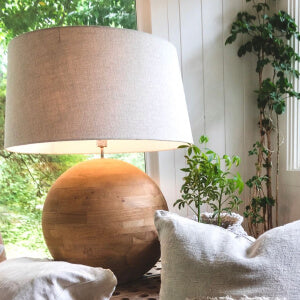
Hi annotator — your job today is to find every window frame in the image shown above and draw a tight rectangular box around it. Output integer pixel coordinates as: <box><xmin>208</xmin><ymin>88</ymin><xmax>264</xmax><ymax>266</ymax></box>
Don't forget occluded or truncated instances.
<box><xmin>286</xmin><ymin>0</ymin><xmax>300</xmax><ymax>171</ymax></box>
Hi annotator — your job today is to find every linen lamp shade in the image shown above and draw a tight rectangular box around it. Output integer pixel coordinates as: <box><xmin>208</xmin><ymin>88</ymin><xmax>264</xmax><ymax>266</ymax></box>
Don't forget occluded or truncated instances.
<box><xmin>4</xmin><ymin>26</ymin><xmax>193</xmax><ymax>284</ymax></box>
<box><xmin>4</xmin><ymin>26</ymin><xmax>193</xmax><ymax>153</ymax></box>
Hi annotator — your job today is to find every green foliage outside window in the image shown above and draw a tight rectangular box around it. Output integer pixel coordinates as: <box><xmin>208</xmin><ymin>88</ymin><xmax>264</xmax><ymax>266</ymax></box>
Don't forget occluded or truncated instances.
<box><xmin>0</xmin><ymin>0</ymin><xmax>138</xmax><ymax>258</ymax></box>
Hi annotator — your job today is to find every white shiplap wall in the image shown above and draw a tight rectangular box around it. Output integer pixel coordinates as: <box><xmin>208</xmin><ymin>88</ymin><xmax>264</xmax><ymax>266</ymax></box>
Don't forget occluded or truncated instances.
<box><xmin>137</xmin><ymin>0</ymin><xmax>258</xmax><ymax>217</ymax></box>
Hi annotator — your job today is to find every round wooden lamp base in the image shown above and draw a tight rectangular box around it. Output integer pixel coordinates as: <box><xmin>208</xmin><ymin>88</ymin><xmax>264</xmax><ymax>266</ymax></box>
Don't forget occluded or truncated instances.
<box><xmin>42</xmin><ymin>159</ymin><xmax>167</xmax><ymax>283</ymax></box>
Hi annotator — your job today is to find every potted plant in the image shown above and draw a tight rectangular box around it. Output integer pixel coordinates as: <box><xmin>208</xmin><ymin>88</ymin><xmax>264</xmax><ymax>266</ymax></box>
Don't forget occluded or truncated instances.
<box><xmin>225</xmin><ymin>0</ymin><xmax>300</xmax><ymax>237</ymax></box>
<box><xmin>174</xmin><ymin>136</ymin><xmax>244</xmax><ymax>228</ymax></box>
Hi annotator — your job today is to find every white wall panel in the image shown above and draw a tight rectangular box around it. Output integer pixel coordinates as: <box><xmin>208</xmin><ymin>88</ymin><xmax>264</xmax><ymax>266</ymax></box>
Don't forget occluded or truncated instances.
<box><xmin>201</xmin><ymin>0</ymin><xmax>225</xmax><ymax>153</ymax></box>
<box><xmin>179</xmin><ymin>0</ymin><xmax>204</xmax><ymax>140</ymax></box>
<box><xmin>178</xmin><ymin>0</ymin><xmax>204</xmax><ymax>216</ymax></box>
<box><xmin>138</xmin><ymin>0</ymin><xmax>258</xmax><ymax>218</ymax></box>
<box><xmin>223</xmin><ymin>0</ymin><xmax>244</xmax><ymax>157</ymax></box>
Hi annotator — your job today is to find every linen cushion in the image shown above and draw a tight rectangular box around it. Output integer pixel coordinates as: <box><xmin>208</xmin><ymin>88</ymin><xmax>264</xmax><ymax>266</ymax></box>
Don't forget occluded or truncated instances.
<box><xmin>0</xmin><ymin>257</ymin><xmax>117</xmax><ymax>300</ymax></box>
<box><xmin>154</xmin><ymin>210</ymin><xmax>300</xmax><ymax>300</ymax></box>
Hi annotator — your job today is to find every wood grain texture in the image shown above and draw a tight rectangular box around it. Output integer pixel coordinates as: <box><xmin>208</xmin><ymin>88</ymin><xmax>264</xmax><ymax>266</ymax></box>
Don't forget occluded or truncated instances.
<box><xmin>42</xmin><ymin>159</ymin><xmax>168</xmax><ymax>284</ymax></box>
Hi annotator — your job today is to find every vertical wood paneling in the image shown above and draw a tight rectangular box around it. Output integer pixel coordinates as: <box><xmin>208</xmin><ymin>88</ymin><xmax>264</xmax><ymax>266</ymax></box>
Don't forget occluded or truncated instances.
<box><xmin>167</xmin><ymin>0</ymin><xmax>181</xmax><ymax>58</ymax></box>
<box><xmin>138</xmin><ymin>0</ymin><xmax>300</xmax><ymax>225</ymax></box>
<box><xmin>137</xmin><ymin>0</ymin><xmax>258</xmax><ymax>218</ymax></box>
<box><xmin>223</xmin><ymin>0</ymin><xmax>247</xmax><ymax>213</ymax></box>
<box><xmin>223</xmin><ymin>0</ymin><xmax>244</xmax><ymax>158</ymax></box>
<box><xmin>149</xmin><ymin>0</ymin><xmax>177</xmax><ymax>213</ymax></box>
<box><xmin>150</xmin><ymin>0</ymin><xmax>168</xmax><ymax>38</ymax></box>
<box><xmin>178</xmin><ymin>0</ymin><xmax>204</xmax><ymax>216</ymax></box>
<box><xmin>201</xmin><ymin>0</ymin><xmax>225</xmax><ymax>153</ymax></box>
<box><xmin>158</xmin><ymin>150</ymin><xmax>177</xmax><ymax>212</ymax></box>
<box><xmin>167</xmin><ymin>0</ymin><xmax>188</xmax><ymax>215</ymax></box>
<box><xmin>242</xmin><ymin>0</ymin><xmax>260</xmax><ymax>189</ymax></box>
<box><xmin>179</xmin><ymin>0</ymin><xmax>205</xmax><ymax>141</ymax></box>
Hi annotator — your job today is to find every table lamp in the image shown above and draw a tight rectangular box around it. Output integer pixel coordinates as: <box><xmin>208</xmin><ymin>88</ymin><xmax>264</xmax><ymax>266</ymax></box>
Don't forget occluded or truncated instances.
<box><xmin>4</xmin><ymin>26</ymin><xmax>193</xmax><ymax>283</ymax></box>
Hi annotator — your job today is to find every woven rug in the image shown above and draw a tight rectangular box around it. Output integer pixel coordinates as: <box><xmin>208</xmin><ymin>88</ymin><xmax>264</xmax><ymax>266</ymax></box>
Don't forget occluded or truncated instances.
<box><xmin>111</xmin><ymin>260</ymin><xmax>161</xmax><ymax>300</ymax></box>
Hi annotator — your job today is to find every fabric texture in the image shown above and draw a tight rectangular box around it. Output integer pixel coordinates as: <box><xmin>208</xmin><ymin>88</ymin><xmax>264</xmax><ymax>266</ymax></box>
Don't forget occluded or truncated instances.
<box><xmin>187</xmin><ymin>297</ymin><xmax>285</xmax><ymax>300</ymax></box>
<box><xmin>0</xmin><ymin>257</ymin><xmax>117</xmax><ymax>300</ymax></box>
<box><xmin>155</xmin><ymin>210</ymin><xmax>300</xmax><ymax>300</ymax></box>
<box><xmin>0</xmin><ymin>233</ymin><xmax>6</xmax><ymax>263</ymax></box>
<box><xmin>5</xmin><ymin>27</ymin><xmax>193</xmax><ymax>154</ymax></box>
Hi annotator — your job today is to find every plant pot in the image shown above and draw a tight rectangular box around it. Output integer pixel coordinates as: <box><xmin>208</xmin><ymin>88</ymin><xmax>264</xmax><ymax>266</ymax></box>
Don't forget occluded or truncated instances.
<box><xmin>200</xmin><ymin>212</ymin><xmax>255</xmax><ymax>240</ymax></box>
<box><xmin>0</xmin><ymin>232</ymin><xmax>6</xmax><ymax>262</ymax></box>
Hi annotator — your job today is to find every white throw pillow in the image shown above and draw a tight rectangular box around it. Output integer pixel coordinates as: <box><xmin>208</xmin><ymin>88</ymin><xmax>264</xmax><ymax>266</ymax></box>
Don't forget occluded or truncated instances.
<box><xmin>0</xmin><ymin>257</ymin><xmax>117</xmax><ymax>300</ymax></box>
<box><xmin>154</xmin><ymin>210</ymin><xmax>300</xmax><ymax>300</ymax></box>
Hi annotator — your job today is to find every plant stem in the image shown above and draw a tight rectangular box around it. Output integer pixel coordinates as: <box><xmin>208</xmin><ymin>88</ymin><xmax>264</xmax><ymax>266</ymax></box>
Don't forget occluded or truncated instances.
<box><xmin>198</xmin><ymin>200</ymin><xmax>201</xmax><ymax>223</ymax></box>
<box><xmin>276</xmin><ymin>114</ymin><xmax>279</xmax><ymax>227</ymax></box>
<box><xmin>251</xmin><ymin>69</ymin><xmax>265</xmax><ymax>235</ymax></box>
<box><xmin>187</xmin><ymin>204</ymin><xmax>198</xmax><ymax>217</ymax></box>
<box><xmin>266</xmin><ymin>129</ymin><xmax>273</xmax><ymax>230</ymax></box>
<box><xmin>217</xmin><ymin>187</ymin><xmax>224</xmax><ymax>226</ymax></box>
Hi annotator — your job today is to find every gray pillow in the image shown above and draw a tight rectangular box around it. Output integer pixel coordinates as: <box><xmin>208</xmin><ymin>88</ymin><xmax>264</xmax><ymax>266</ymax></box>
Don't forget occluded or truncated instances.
<box><xmin>0</xmin><ymin>257</ymin><xmax>117</xmax><ymax>300</ymax></box>
<box><xmin>154</xmin><ymin>210</ymin><xmax>300</xmax><ymax>300</ymax></box>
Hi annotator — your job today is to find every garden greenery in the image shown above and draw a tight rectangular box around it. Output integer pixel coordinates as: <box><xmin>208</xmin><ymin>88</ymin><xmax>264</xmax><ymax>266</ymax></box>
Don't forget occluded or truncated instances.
<box><xmin>174</xmin><ymin>136</ymin><xmax>244</xmax><ymax>226</ymax></box>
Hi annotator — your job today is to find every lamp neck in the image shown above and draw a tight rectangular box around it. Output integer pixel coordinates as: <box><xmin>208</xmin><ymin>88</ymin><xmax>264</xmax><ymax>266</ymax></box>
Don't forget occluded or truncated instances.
<box><xmin>96</xmin><ymin>140</ymin><xmax>107</xmax><ymax>159</ymax></box>
<box><xmin>100</xmin><ymin>146</ymin><xmax>105</xmax><ymax>159</ymax></box>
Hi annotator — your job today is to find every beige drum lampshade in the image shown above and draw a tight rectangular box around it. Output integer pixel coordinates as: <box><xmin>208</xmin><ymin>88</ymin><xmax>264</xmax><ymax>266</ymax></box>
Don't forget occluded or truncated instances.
<box><xmin>4</xmin><ymin>26</ymin><xmax>193</xmax><ymax>154</ymax></box>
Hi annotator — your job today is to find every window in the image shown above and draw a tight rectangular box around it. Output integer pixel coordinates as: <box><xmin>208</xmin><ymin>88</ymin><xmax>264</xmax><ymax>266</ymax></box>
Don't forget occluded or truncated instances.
<box><xmin>286</xmin><ymin>0</ymin><xmax>300</xmax><ymax>170</ymax></box>
<box><xmin>0</xmin><ymin>0</ymin><xmax>141</xmax><ymax>259</ymax></box>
